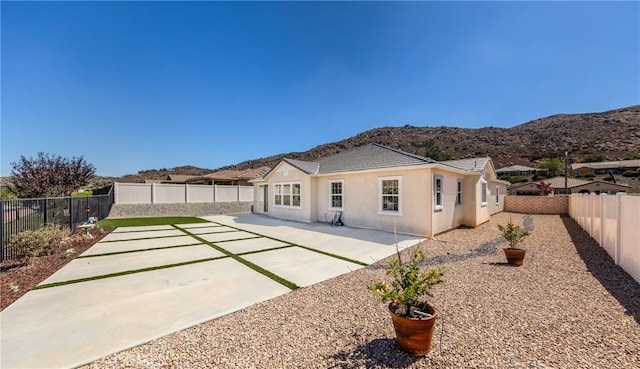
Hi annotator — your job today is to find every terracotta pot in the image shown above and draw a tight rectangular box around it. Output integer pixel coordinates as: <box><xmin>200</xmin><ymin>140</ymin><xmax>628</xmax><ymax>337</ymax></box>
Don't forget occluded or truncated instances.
<box><xmin>503</xmin><ymin>247</ymin><xmax>526</xmax><ymax>266</ymax></box>
<box><xmin>388</xmin><ymin>302</ymin><xmax>437</xmax><ymax>356</ymax></box>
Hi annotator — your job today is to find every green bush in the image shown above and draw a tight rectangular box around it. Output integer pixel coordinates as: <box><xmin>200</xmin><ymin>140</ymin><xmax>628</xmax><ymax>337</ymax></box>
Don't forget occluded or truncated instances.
<box><xmin>8</xmin><ymin>225</ymin><xmax>68</xmax><ymax>263</ymax></box>
<box><xmin>622</xmin><ymin>170</ymin><xmax>640</xmax><ymax>178</ymax></box>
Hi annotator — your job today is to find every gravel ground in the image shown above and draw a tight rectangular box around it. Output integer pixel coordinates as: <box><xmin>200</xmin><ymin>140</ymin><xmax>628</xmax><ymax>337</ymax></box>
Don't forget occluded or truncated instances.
<box><xmin>84</xmin><ymin>213</ymin><xmax>640</xmax><ymax>369</ymax></box>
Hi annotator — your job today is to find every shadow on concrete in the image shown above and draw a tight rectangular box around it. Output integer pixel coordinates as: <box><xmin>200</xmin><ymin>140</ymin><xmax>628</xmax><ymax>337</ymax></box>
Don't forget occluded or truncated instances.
<box><xmin>328</xmin><ymin>337</ymin><xmax>421</xmax><ymax>369</ymax></box>
<box><xmin>224</xmin><ymin>213</ymin><xmax>423</xmax><ymax>247</ymax></box>
<box><xmin>561</xmin><ymin>215</ymin><xmax>640</xmax><ymax>324</ymax></box>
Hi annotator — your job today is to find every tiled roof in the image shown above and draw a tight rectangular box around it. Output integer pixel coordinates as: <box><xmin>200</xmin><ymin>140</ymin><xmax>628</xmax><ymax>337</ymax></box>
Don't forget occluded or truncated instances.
<box><xmin>571</xmin><ymin>159</ymin><xmax>640</xmax><ymax>170</ymax></box>
<box><xmin>496</xmin><ymin>165</ymin><xmax>539</xmax><ymax>172</ymax></box>
<box><xmin>166</xmin><ymin>175</ymin><xmax>198</xmax><ymax>182</ymax></box>
<box><xmin>283</xmin><ymin>144</ymin><xmax>436</xmax><ymax>175</ymax></box>
<box><xmin>204</xmin><ymin>166</ymin><xmax>271</xmax><ymax>180</ymax></box>
<box><xmin>440</xmin><ymin>157</ymin><xmax>491</xmax><ymax>172</ymax></box>
<box><xmin>283</xmin><ymin>159</ymin><xmax>320</xmax><ymax>174</ymax></box>
<box><xmin>510</xmin><ymin>176</ymin><xmax>592</xmax><ymax>189</ymax></box>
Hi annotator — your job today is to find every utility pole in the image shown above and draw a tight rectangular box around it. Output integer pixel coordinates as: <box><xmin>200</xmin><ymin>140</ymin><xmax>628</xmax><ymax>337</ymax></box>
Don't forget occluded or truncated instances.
<box><xmin>564</xmin><ymin>151</ymin><xmax>569</xmax><ymax>195</ymax></box>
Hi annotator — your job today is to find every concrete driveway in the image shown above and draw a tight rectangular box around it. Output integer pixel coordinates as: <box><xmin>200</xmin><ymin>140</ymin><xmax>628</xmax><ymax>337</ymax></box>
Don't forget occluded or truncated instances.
<box><xmin>0</xmin><ymin>214</ymin><xmax>423</xmax><ymax>369</ymax></box>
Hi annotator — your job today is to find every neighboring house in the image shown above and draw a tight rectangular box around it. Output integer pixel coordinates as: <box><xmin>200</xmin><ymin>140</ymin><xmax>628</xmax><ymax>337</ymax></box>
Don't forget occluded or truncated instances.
<box><xmin>188</xmin><ymin>167</ymin><xmax>271</xmax><ymax>186</ymax></box>
<box><xmin>571</xmin><ymin>159</ymin><xmax>640</xmax><ymax>176</ymax></box>
<box><xmin>161</xmin><ymin>175</ymin><xmax>199</xmax><ymax>184</ymax></box>
<box><xmin>496</xmin><ymin>165</ymin><xmax>547</xmax><ymax>178</ymax></box>
<box><xmin>251</xmin><ymin>144</ymin><xmax>508</xmax><ymax>237</ymax></box>
<box><xmin>508</xmin><ymin>176</ymin><xmax>630</xmax><ymax>195</ymax></box>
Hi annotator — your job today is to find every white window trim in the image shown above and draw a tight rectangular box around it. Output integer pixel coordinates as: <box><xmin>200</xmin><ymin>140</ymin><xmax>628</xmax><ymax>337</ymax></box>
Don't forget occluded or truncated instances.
<box><xmin>496</xmin><ymin>185</ymin><xmax>500</xmax><ymax>205</ymax></box>
<box><xmin>456</xmin><ymin>179</ymin><xmax>463</xmax><ymax>206</ymax></box>
<box><xmin>481</xmin><ymin>180</ymin><xmax>488</xmax><ymax>207</ymax></box>
<box><xmin>378</xmin><ymin>176</ymin><xmax>402</xmax><ymax>215</ymax></box>
<box><xmin>328</xmin><ymin>179</ymin><xmax>344</xmax><ymax>210</ymax></box>
<box><xmin>434</xmin><ymin>174</ymin><xmax>443</xmax><ymax>211</ymax></box>
<box><xmin>273</xmin><ymin>182</ymin><xmax>302</xmax><ymax>209</ymax></box>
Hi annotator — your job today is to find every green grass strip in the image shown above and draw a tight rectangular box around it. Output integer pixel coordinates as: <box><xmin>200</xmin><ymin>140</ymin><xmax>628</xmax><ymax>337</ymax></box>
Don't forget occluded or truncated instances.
<box><xmin>98</xmin><ymin>216</ymin><xmax>210</xmax><ymax>228</ymax></box>
<box><xmin>236</xmin><ymin>244</ymin><xmax>295</xmax><ymax>256</ymax></box>
<box><xmin>107</xmin><ymin>227</ymin><xmax>176</xmax><ymax>234</ymax></box>
<box><xmin>214</xmin><ymin>236</ymin><xmax>263</xmax><ymax>243</ymax></box>
<box><xmin>172</xmin><ymin>225</ymin><xmax>299</xmax><ymax>290</ymax></box>
<box><xmin>99</xmin><ymin>234</ymin><xmax>190</xmax><ymax>243</ymax></box>
<box><xmin>76</xmin><ymin>243</ymin><xmax>205</xmax><ymax>258</ymax></box>
<box><xmin>209</xmin><ymin>222</ymin><xmax>368</xmax><ymax>266</ymax></box>
<box><xmin>33</xmin><ymin>255</ymin><xmax>228</xmax><ymax>290</ymax></box>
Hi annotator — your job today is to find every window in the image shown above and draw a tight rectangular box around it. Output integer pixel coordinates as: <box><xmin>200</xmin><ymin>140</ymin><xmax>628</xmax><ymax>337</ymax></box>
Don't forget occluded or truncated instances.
<box><xmin>496</xmin><ymin>185</ymin><xmax>499</xmax><ymax>204</ymax></box>
<box><xmin>379</xmin><ymin>177</ymin><xmax>401</xmax><ymax>214</ymax></box>
<box><xmin>329</xmin><ymin>180</ymin><xmax>343</xmax><ymax>209</ymax></box>
<box><xmin>456</xmin><ymin>180</ymin><xmax>462</xmax><ymax>205</ymax></box>
<box><xmin>292</xmin><ymin>183</ymin><xmax>301</xmax><ymax>207</ymax></box>
<box><xmin>274</xmin><ymin>182</ymin><xmax>301</xmax><ymax>208</ymax></box>
<box><xmin>434</xmin><ymin>175</ymin><xmax>443</xmax><ymax>210</ymax></box>
<box><xmin>274</xmin><ymin>184</ymin><xmax>282</xmax><ymax>206</ymax></box>
<box><xmin>481</xmin><ymin>181</ymin><xmax>487</xmax><ymax>206</ymax></box>
<box><xmin>283</xmin><ymin>184</ymin><xmax>291</xmax><ymax>206</ymax></box>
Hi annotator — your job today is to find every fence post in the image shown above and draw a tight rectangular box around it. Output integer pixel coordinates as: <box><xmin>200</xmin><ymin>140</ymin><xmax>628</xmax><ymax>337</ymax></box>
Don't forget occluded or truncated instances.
<box><xmin>43</xmin><ymin>198</ymin><xmax>49</xmax><ymax>225</ymax></box>
<box><xmin>151</xmin><ymin>183</ymin><xmax>155</xmax><ymax>204</ymax></box>
<box><xmin>615</xmin><ymin>192</ymin><xmax>623</xmax><ymax>265</ymax></box>
<box><xmin>599</xmin><ymin>194</ymin><xmax>604</xmax><ymax>247</ymax></box>
<box><xmin>1</xmin><ymin>199</ymin><xmax>4</xmax><ymax>261</ymax></box>
<box><xmin>69</xmin><ymin>197</ymin><xmax>74</xmax><ymax>231</ymax></box>
<box><xmin>185</xmin><ymin>184</ymin><xmax>189</xmax><ymax>204</ymax></box>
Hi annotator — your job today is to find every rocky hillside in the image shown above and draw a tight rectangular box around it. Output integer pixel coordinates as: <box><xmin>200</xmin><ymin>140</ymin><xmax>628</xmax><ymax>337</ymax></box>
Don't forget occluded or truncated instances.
<box><xmin>111</xmin><ymin>105</ymin><xmax>640</xmax><ymax>182</ymax></box>
<box><xmin>220</xmin><ymin>105</ymin><xmax>640</xmax><ymax>171</ymax></box>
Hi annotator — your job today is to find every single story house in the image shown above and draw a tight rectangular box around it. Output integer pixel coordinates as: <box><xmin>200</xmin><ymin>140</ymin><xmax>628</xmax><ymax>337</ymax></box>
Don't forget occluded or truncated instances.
<box><xmin>571</xmin><ymin>159</ymin><xmax>640</xmax><ymax>176</ymax></box>
<box><xmin>251</xmin><ymin>144</ymin><xmax>508</xmax><ymax>237</ymax></box>
<box><xmin>508</xmin><ymin>176</ymin><xmax>630</xmax><ymax>195</ymax></box>
<box><xmin>161</xmin><ymin>175</ymin><xmax>199</xmax><ymax>184</ymax></box>
<box><xmin>496</xmin><ymin>164</ymin><xmax>547</xmax><ymax>178</ymax></box>
<box><xmin>187</xmin><ymin>167</ymin><xmax>271</xmax><ymax>186</ymax></box>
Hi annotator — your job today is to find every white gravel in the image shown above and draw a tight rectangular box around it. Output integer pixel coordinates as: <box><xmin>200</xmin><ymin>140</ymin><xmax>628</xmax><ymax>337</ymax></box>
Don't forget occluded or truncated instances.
<box><xmin>83</xmin><ymin>212</ymin><xmax>640</xmax><ymax>368</ymax></box>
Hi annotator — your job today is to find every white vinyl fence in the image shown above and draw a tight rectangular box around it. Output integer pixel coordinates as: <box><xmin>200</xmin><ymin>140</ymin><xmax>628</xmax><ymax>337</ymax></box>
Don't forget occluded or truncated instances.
<box><xmin>114</xmin><ymin>182</ymin><xmax>253</xmax><ymax>204</ymax></box>
<box><xmin>569</xmin><ymin>193</ymin><xmax>640</xmax><ymax>284</ymax></box>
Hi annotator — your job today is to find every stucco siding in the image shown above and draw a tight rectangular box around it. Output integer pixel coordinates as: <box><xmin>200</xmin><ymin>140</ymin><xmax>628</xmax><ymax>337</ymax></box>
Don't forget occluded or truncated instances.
<box><xmin>432</xmin><ymin>169</ymin><xmax>466</xmax><ymax>235</ymax></box>
<box><xmin>313</xmin><ymin>169</ymin><xmax>431</xmax><ymax>236</ymax></box>
<box><xmin>265</xmin><ymin>163</ymin><xmax>313</xmax><ymax>222</ymax></box>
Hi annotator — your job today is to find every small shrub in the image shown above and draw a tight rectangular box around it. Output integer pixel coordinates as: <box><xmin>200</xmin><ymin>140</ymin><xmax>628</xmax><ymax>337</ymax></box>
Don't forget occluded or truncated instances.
<box><xmin>498</xmin><ymin>219</ymin><xmax>529</xmax><ymax>249</ymax></box>
<box><xmin>622</xmin><ymin>170</ymin><xmax>639</xmax><ymax>178</ymax></box>
<box><xmin>10</xmin><ymin>282</ymin><xmax>20</xmax><ymax>293</ymax></box>
<box><xmin>61</xmin><ymin>248</ymin><xmax>76</xmax><ymax>259</ymax></box>
<box><xmin>8</xmin><ymin>225</ymin><xmax>68</xmax><ymax>264</ymax></box>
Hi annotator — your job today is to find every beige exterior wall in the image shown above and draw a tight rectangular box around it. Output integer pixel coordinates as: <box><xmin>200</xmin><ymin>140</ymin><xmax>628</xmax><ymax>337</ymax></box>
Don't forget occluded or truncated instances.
<box><xmin>489</xmin><ymin>180</ymin><xmax>507</xmax><ymax>215</ymax></box>
<box><xmin>431</xmin><ymin>169</ymin><xmax>471</xmax><ymax>235</ymax></box>
<box><xmin>255</xmin><ymin>160</ymin><xmax>507</xmax><ymax>237</ymax></box>
<box><xmin>264</xmin><ymin>162</ymin><xmax>314</xmax><ymax>223</ymax></box>
<box><xmin>504</xmin><ymin>195</ymin><xmax>569</xmax><ymax>214</ymax></box>
<box><xmin>313</xmin><ymin>168</ymin><xmax>432</xmax><ymax>236</ymax></box>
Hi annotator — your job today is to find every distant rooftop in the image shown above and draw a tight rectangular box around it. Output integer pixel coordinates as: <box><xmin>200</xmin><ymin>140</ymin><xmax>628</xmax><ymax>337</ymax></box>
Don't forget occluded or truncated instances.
<box><xmin>496</xmin><ymin>164</ymin><xmax>540</xmax><ymax>173</ymax></box>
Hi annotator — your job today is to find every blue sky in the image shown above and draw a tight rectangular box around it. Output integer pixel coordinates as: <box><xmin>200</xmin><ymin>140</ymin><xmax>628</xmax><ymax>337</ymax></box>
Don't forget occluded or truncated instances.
<box><xmin>2</xmin><ymin>1</ymin><xmax>638</xmax><ymax>177</ymax></box>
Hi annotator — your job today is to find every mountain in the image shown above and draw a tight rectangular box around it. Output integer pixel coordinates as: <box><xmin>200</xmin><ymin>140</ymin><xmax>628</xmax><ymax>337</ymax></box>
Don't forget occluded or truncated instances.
<box><xmin>219</xmin><ymin>105</ymin><xmax>640</xmax><ymax>171</ymax></box>
<box><xmin>111</xmin><ymin>105</ymin><xmax>640</xmax><ymax>182</ymax></box>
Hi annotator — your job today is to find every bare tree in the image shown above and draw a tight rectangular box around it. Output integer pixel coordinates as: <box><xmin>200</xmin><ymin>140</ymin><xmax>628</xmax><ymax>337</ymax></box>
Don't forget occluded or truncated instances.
<box><xmin>10</xmin><ymin>152</ymin><xmax>96</xmax><ymax>198</ymax></box>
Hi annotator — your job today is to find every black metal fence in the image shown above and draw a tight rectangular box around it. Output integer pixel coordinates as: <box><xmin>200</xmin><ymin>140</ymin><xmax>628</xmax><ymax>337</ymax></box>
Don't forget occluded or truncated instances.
<box><xmin>0</xmin><ymin>186</ymin><xmax>114</xmax><ymax>261</ymax></box>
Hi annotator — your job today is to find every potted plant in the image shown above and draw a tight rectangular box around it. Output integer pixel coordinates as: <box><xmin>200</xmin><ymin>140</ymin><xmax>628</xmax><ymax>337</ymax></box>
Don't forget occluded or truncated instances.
<box><xmin>368</xmin><ymin>247</ymin><xmax>444</xmax><ymax>356</ymax></box>
<box><xmin>498</xmin><ymin>219</ymin><xmax>529</xmax><ymax>266</ymax></box>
